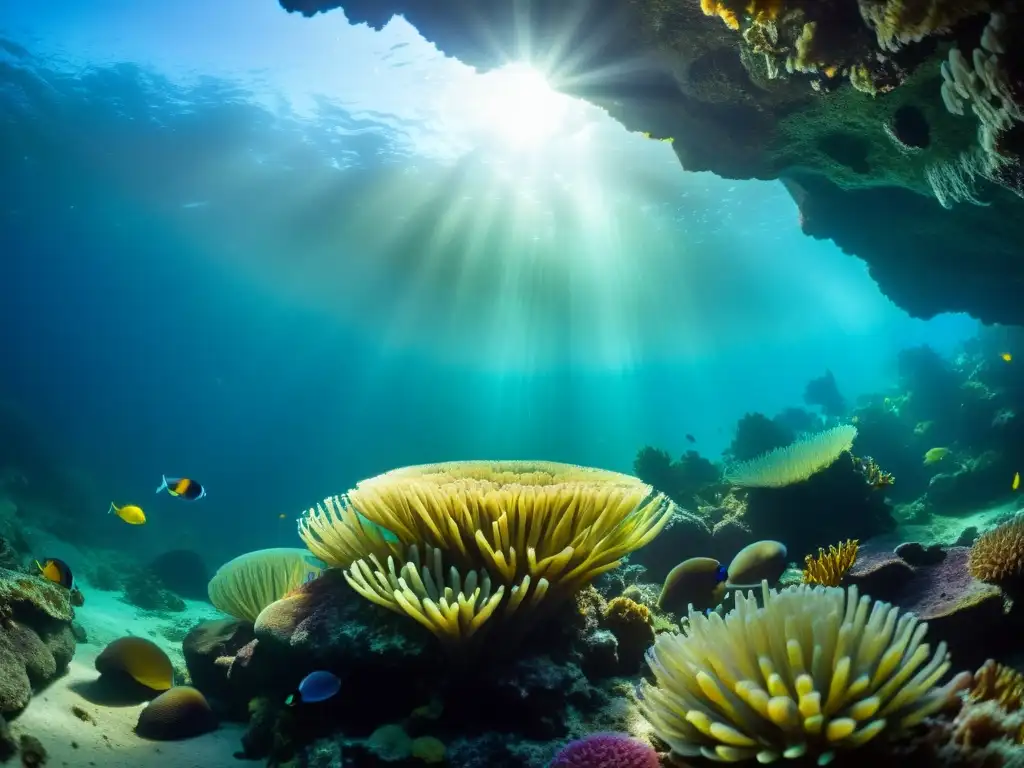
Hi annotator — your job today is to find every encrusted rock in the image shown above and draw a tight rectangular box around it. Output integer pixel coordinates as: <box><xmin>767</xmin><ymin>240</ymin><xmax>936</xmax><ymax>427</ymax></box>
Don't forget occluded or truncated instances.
<box><xmin>0</xmin><ymin>568</ymin><xmax>77</xmax><ymax>715</ymax></box>
<box><xmin>847</xmin><ymin>545</ymin><xmax>1012</xmax><ymax>668</ymax></box>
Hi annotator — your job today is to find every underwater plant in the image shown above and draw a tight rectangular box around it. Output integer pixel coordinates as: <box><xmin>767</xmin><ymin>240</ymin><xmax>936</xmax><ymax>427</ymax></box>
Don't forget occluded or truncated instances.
<box><xmin>723</xmin><ymin>424</ymin><xmax>857</xmax><ymax>488</ymax></box>
<box><xmin>638</xmin><ymin>581</ymin><xmax>967</xmax><ymax>765</ymax></box>
<box><xmin>298</xmin><ymin>460</ymin><xmax>672</xmax><ymax>647</ymax></box>
<box><xmin>802</xmin><ymin>539</ymin><xmax>859</xmax><ymax>587</ymax></box>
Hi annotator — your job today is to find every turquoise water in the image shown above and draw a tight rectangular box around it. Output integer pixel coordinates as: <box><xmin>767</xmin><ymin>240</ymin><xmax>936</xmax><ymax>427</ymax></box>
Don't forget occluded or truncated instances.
<box><xmin>0</xmin><ymin>0</ymin><xmax>978</xmax><ymax>566</ymax></box>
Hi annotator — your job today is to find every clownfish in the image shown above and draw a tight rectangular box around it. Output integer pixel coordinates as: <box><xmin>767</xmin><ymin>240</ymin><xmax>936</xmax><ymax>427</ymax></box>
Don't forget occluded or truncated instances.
<box><xmin>155</xmin><ymin>475</ymin><xmax>206</xmax><ymax>501</ymax></box>
<box><xmin>36</xmin><ymin>558</ymin><xmax>74</xmax><ymax>589</ymax></box>
<box><xmin>109</xmin><ymin>502</ymin><xmax>146</xmax><ymax>525</ymax></box>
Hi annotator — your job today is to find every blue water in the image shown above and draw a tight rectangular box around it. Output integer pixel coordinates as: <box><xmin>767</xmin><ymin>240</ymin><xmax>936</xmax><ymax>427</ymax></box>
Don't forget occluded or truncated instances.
<box><xmin>0</xmin><ymin>1</ymin><xmax>978</xmax><ymax>565</ymax></box>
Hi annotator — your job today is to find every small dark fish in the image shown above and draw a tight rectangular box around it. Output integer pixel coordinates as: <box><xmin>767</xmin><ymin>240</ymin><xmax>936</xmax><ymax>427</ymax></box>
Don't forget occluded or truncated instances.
<box><xmin>36</xmin><ymin>558</ymin><xmax>74</xmax><ymax>589</ymax></box>
<box><xmin>685</xmin><ymin>434</ymin><xmax>696</xmax><ymax>443</ymax></box>
<box><xmin>286</xmin><ymin>670</ymin><xmax>341</xmax><ymax>706</ymax></box>
<box><xmin>156</xmin><ymin>475</ymin><xmax>206</xmax><ymax>501</ymax></box>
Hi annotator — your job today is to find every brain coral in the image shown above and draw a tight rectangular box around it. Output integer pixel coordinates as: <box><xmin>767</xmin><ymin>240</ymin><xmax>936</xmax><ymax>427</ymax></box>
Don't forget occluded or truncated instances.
<box><xmin>639</xmin><ymin>581</ymin><xmax>969</xmax><ymax>764</ymax></box>
<box><xmin>550</xmin><ymin>732</ymin><xmax>660</xmax><ymax>768</ymax></box>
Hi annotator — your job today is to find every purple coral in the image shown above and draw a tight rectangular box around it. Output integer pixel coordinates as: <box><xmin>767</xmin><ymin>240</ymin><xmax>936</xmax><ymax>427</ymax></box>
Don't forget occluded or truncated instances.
<box><xmin>550</xmin><ymin>733</ymin><xmax>659</xmax><ymax>768</ymax></box>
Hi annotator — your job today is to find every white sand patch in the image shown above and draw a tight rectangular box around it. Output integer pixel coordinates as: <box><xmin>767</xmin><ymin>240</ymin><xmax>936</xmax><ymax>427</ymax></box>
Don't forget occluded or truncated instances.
<box><xmin>896</xmin><ymin>498</ymin><xmax>1020</xmax><ymax>546</ymax></box>
<box><xmin>9</xmin><ymin>643</ymin><xmax>245</xmax><ymax>768</ymax></box>
<box><xmin>73</xmin><ymin>586</ymin><xmax>227</xmax><ymax>673</ymax></box>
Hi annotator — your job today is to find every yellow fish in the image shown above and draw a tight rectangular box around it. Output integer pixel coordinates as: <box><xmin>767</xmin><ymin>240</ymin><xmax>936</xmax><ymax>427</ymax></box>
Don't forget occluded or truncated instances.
<box><xmin>923</xmin><ymin>447</ymin><xmax>949</xmax><ymax>465</ymax></box>
<box><xmin>35</xmin><ymin>558</ymin><xmax>74</xmax><ymax>589</ymax></box>
<box><xmin>1002</xmin><ymin>353</ymin><xmax>1013</xmax><ymax>362</ymax></box>
<box><xmin>1014</xmin><ymin>472</ymin><xmax>1021</xmax><ymax>491</ymax></box>
<box><xmin>109</xmin><ymin>502</ymin><xmax>146</xmax><ymax>525</ymax></box>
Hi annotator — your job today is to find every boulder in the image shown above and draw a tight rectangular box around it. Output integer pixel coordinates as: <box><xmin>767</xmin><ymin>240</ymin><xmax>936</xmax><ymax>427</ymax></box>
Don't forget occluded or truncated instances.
<box><xmin>847</xmin><ymin>545</ymin><xmax>1013</xmax><ymax>669</ymax></box>
<box><xmin>0</xmin><ymin>568</ymin><xmax>77</xmax><ymax>715</ymax></box>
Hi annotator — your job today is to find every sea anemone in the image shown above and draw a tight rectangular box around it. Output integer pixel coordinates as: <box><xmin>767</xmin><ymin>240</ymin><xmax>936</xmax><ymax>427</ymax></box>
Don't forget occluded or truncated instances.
<box><xmin>638</xmin><ymin>582</ymin><xmax>966</xmax><ymax>765</ymax></box>
<box><xmin>298</xmin><ymin>461</ymin><xmax>672</xmax><ymax>647</ymax></box>
<box><xmin>550</xmin><ymin>732</ymin><xmax>660</xmax><ymax>768</ymax></box>
<box><xmin>802</xmin><ymin>539</ymin><xmax>859</xmax><ymax>586</ymax></box>
<box><xmin>968</xmin><ymin>518</ymin><xmax>1024</xmax><ymax>591</ymax></box>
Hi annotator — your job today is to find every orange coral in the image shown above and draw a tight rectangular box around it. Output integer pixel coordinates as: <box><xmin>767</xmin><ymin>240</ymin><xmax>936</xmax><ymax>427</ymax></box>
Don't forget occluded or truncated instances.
<box><xmin>968</xmin><ymin>518</ymin><xmax>1024</xmax><ymax>589</ymax></box>
<box><xmin>802</xmin><ymin>539</ymin><xmax>859</xmax><ymax>586</ymax></box>
<box><xmin>700</xmin><ymin>0</ymin><xmax>783</xmax><ymax>30</ymax></box>
<box><xmin>970</xmin><ymin>660</ymin><xmax>1024</xmax><ymax>713</ymax></box>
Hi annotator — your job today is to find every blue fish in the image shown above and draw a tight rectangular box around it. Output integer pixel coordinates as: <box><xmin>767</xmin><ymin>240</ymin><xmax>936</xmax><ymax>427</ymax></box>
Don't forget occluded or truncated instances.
<box><xmin>285</xmin><ymin>670</ymin><xmax>341</xmax><ymax>706</ymax></box>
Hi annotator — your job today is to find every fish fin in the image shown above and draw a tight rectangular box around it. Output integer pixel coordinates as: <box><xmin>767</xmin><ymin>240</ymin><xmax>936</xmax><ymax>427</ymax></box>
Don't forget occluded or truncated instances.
<box><xmin>284</xmin><ymin>694</ymin><xmax>296</xmax><ymax>707</ymax></box>
<box><xmin>155</xmin><ymin>475</ymin><xmax>168</xmax><ymax>494</ymax></box>
<box><xmin>34</xmin><ymin>560</ymin><xmax>44</xmax><ymax>574</ymax></box>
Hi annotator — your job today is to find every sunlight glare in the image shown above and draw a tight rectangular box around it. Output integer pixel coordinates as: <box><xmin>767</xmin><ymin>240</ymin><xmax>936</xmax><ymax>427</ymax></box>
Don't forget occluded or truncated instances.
<box><xmin>475</xmin><ymin>64</ymin><xmax>569</xmax><ymax>148</ymax></box>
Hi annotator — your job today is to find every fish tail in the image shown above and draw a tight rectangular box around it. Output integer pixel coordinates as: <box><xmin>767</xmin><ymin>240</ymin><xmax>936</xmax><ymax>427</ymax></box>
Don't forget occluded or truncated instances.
<box><xmin>155</xmin><ymin>475</ymin><xmax>168</xmax><ymax>494</ymax></box>
<box><xmin>108</xmin><ymin>502</ymin><xmax>116</xmax><ymax>515</ymax></box>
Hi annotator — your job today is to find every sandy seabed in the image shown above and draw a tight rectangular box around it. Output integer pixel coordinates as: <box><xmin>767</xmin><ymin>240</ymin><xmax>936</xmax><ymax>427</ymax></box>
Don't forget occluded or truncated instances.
<box><xmin>8</xmin><ymin>584</ymin><xmax>246</xmax><ymax>768</ymax></box>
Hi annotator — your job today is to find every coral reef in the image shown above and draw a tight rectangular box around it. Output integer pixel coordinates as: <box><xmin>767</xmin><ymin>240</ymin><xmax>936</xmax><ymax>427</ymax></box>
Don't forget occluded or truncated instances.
<box><xmin>186</xmin><ymin>562</ymin><xmax>656</xmax><ymax>766</ymax></box>
<box><xmin>278</xmin><ymin>0</ymin><xmax>1024</xmax><ymax>326</ymax></box>
<box><xmin>0</xmin><ymin>567</ymin><xmax>77</xmax><ymax>716</ymax></box>
<box><xmin>742</xmin><ymin>452</ymin><xmax>896</xmax><ymax>560</ymax></box>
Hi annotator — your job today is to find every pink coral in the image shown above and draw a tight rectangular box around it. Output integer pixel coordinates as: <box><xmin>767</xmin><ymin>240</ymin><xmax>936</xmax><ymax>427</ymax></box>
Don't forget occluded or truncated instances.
<box><xmin>550</xmin><ymin>733</ymin><xmax>659</xmax><ymax>768</ymax></box>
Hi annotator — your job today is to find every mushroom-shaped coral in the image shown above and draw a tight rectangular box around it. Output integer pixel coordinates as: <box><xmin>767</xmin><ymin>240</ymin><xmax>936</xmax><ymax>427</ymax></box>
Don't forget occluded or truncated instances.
<box><xmin>724</xmin><ymin>425</ymin><xmax>857</xmax><ymax>488</ymax></box>
<box><xmin>135</xmin><ymin>686</ymin><xmax>217</xmax><ymax>740</ymax></box>
<box><xmin>803</xmin><ymin>539</ymin><xmax>859</xmax><ymax>586</ymax></box>
<box><xmin>659</xmin><ymin>557</ymin><xmax>728</xmax><ymax>615</ymax></box>
<box><xmin>208</xmin><ymin>548</ymin><xmax>323</xmax><ymax>622</ymax></box>
<box><xmin>727</xmin><ymin>540</ymin><xmax>788</xmax><ymax>587</ymax></box>
<box><xmin>638</xmin><ymin>582</ymin><xmax>966</xmax><ymax>765</ymax></box>
<box><xmin>550</xmin><ymin>732</ymin><xmax>660</xmax><ymax>768</ymax></box>
<box><xmin>968</xmin><ymin>517</ymin><xmax>1024</xmax><ymax>592</ymax></box>
<box><xmin>298</xmin><ymin>461</ymin><xmax>672</xmax><ymax>647</ymax></box>
<box><xmin>95</xmin><ymin>637</ymin><xmax>173</xmax><ymax>693</ymax></box>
